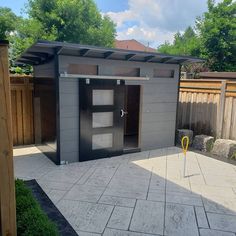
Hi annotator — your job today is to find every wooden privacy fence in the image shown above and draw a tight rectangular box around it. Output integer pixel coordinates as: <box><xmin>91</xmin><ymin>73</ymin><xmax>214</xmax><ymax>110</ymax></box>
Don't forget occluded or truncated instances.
<box><xmin>178</xmin><ymin>79</ymin><xmax>236</xmax><ymax>140</ymax></box>
<box><xmin>10</xmin><ymin>75</ymin><xmax>34</xmax><ymax>145</ymax></box>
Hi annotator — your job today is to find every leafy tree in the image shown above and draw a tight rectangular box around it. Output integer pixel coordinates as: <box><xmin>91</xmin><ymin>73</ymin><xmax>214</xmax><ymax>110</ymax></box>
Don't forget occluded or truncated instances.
<box><xmin>8</xmin><ymin>0</ymin><xmax>116</xmax><ymax>73</ymax></box>
<box><xmin>0</xmin><ymin>7</ymin><xmax>19</xmax><ymax>39</ymax></box>
<box><xmin>27</xmin><ymin>0</ymin><xmax>116</xmax><ymax>47</ymax></box>
<box><xmin>158</xmin><ymin>27</ymin><xmax>201</xmax><ymax>57</ymax></box>
<box><xmin>197</xmin><ymin>0</ymin><xmax>236</xmax><ymax>71</ymax></box>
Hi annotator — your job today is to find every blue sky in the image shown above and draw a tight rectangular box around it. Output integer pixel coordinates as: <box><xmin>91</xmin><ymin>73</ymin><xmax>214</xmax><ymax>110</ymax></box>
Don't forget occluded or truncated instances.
<box><xmin>0</xmin><ymin>0</ymin><xmax>223</xmax><ymax>47</ymax></box>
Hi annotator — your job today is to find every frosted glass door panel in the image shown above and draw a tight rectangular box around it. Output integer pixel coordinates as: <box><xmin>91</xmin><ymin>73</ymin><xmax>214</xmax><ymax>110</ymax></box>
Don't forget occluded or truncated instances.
<box><xmin>92</xmin><ymin>112</ymin><xmax>113</xmax><ymax>128</ymax></box>
<box><xmin>93</xmin><ymin>89</ymin><xmax>114</xmax><ymax>105</ymax></box>
<box><xmin>92</xmin><ymin>133</ymin><xmax>113</xmax><ymax>150</ymax></box>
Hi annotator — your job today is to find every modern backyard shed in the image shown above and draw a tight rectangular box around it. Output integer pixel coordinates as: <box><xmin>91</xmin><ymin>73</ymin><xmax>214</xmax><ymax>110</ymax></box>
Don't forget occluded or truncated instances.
<box><xmin>17</xmin><ymin>40</ymin><xmax>202</xmax><ymax>164</ymax></box>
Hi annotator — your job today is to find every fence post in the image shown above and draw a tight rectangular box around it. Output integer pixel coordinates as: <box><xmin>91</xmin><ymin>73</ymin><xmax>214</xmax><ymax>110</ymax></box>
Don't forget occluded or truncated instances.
<box><xmin>217</xmin><ymin>80</ymin><xmax>226</xmax><ymax>138</ymax></box>
<box><xmin>0</xmin><ymin>41</ymin><xmax>17</xmax><ymax>235</ymax></box>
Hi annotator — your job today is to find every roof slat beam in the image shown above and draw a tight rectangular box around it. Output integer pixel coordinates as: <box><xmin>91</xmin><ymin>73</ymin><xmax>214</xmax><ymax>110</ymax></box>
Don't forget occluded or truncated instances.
<box><xmin>177</xmin><ymin>58</ymin><xmax>189</xmax><ymax>64</ymax></box>
<box><xmin>104</xmin><ymin>51</ymin><xmax>114</xmax><ymax>59</ymax></box>
<box><xmin>27</xmin><ymin>52</ymin><xmax>50</xmax><ymax>60</ymax></box>
<box><xmin>125</xmin><ymin>53</ymin><xmax>136</xmax><ymax>61</ymax></box>
<box><xmin>144</xmin><ymin>55</ymin><xmax>155</xmax><ymax>62</ymax></box>
<box><xmin>21</xmin><ymin>56</ymin><xmax>42</xmax><ymax>64</ymax></box>
<box><xmin>159</xmin><ymin>57</ymin><xmax>173</xmax><ymax>63</ymax></box>
<box><xmin>80</xmin><ymin>49</ymin><xmax>90</xmax><ymax>56</ymax></box>
<box><xmin>17</xmin><ymin>59</ymin><xmax>37</xmax><ymax>65</ymax></box>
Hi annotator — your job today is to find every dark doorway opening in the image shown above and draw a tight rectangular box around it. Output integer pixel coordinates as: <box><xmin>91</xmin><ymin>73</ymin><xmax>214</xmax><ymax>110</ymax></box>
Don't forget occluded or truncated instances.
<box><xmin>124</xmin><ymin>85</ymin><xmax>141</xmax><ymax>151</ymax></box>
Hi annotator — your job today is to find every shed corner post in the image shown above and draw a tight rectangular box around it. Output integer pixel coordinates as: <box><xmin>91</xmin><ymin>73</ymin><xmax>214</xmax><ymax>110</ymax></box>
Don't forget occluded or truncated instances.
<box><xmin>174</xmin><ymin>64</ymin><xmax>182</xmax><ymax>145</ymax></box>
<box><xmin>0</xmin><ymin>40</ymin><xmax>17</xmax><ymax>236</ymax></box>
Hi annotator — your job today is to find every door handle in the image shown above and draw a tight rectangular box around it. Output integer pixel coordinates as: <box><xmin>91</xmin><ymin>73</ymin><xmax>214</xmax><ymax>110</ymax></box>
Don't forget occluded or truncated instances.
<box><xmin>120</xmin><ymin>109</ymin><xmax>128</xmax><ymax>117</ymax></box>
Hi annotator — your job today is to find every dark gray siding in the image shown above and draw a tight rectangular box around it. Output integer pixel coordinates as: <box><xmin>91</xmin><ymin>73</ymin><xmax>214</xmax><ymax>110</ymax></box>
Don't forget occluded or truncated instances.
<box><xmin>125</xmin><ymin>64</ymin><xmax>179</xmax><ymax>150</ymax></box>
<box><xmin>59</xmin><ymin>77</ymin><xmax>79</xmax><ymax>163</ymax></box>
<box><xmin>34</xmin><ymin>60</ymin><xmax>55</xmax><ymax>78</ymax></box>
<box><xmin>58</xmin><ymin>55</ymin><xmax>180</xmax><ymax>162</ymax></box>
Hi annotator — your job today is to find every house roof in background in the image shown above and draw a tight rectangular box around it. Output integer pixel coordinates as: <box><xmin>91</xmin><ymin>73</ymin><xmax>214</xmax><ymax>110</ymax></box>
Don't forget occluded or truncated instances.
<box><xmin>16</xmin><ymin>40</ymin><xmax>204</xmax><ymax>66</ymax></box>
<box><xmin>199</xmin><ymin>72</ymin><xmax>236</xmax><ymax>79</ymax></box>
<box><xmin>115</xmin><ymin>39</ymin><xmax>156</xmax><ymax>52</ymax></box>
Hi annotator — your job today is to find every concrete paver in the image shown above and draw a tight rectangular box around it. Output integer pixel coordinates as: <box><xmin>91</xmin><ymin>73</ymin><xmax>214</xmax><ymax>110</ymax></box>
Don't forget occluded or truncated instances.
<box><xmin>14</xmin><ymin>146</ymin><xmax>236</xmax><ymax>236</ymax></box>
<box><xmin>207</xmin><ymin>213</ymin><xmax>236</xmax><ymax>233</ymax></box>
<box><xmin>98</xmin><ymin>195</ymin><xmax>136</xmax><ymax>208</ymax></box>
<box><xmin>164</xmin><ymin>203</ymin><xmax>199</xmax><ymax>236</ymax></box>
<box><xmin>199</xmin><ymin>228</ymin><xmax>235</xmax><ymax>236</ymax></box>
<box><xmin>195</xmin><ymin>206</ymin><xmax>209</xmax><ymax>228</ymax></box>
<box><xmin>129</xmin><ymin>200</ymin><xmax>164</xmax><ymax>235</ymax></box>
<box><xmin>56</xmin><ymin>200</ymin><xmax>113</xmax><ymax>233</ymax></box>
<box><xmin>107</xmin><ymin>206</ymin><xmax>133</xmax><ymax>230</ymax></box>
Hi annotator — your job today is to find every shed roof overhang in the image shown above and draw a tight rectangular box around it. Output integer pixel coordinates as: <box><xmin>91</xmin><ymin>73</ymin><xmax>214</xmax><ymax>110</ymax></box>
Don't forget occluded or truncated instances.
<box><xmin>16</xmin><ymin>40</ymin><xmax>204</xmax><ymax>66</ymax></box>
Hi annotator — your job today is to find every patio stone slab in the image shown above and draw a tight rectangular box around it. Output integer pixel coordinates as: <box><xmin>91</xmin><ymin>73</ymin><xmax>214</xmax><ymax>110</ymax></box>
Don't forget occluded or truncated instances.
<box><xmin>76</xmin><ymin>167</ymin><xmax>96</xmax><ymax>185</ymax></box>
<box><xmin>147</xmin><ymin>190</ymin><xmax>165</xmax><ymax>202</ymax></box>
<box><xmin>195</xmin><ymin>206</ymin><xmax>209</xmax><ymax>228</ymax></box>
<box><xmin>207</xmin><ymin>213</ymin><xmax>236</xmax><ymax>233</ymax></box>
<box><xmin>164</xmin><ymin>203</ymin><xmax>199</xmax><ymax>236</ymax></box>
<box><xmin>98</xmin><ymin>195</ymin><xmax>136</xmax><ymax>207</ymax></box>
<box><xmin>166</xmin><ymin>193</ymin><xmax>203</xmax><ymax>206</ymax></box>
<box><xmin>57</xmin><ymin>200</ymin><xmax>113</xmax><ymax>233</ymax></box>
<box><xmin>199</xmin><ymin>229</ymin><xmax>235</xmax><ymax>236</ymax></box>
<box><xmin>85</xmin><ymin>166</ymin><xmax>118</xmax><ymax>187</ymax></box>
<box><xmin>203</xmin><ymin>196</ymin><xmax>236</xmax><ymax>215</ymax></box>
<box><xmin>107</xmin><ymin>206</ymin><xmax>133</xmax><ymax>230</ymax></box>
<box><xmin>129</xmin><ymin>200</ymin><xmax>164</xmax><ymax>235</ymax></box>
<box><xmin>103</xmin><ymin>228</ymin><xmax>158</xmax><ymax>236</ymax></box>
<box><xmin>46</xmin><ymin>189</ymin><xmax>67</xmax><ymax>204</ymax></box>
<box><xmin>40</xmin><ymin>169</ymin><xmax>84</xmax><ymax>184</ymax></box>
<box><xmin>63</xmin><ymin>184</ymin><xmax>105</xmax><ymax>202</ymax></box>
<box><xmin>204</xmin><ymin>174</ymin><xmax>236</xmax><ymax>188</ymax></box>
<box><xmin>37</xmin><ymin>180</ymin><xmax>74</xmax><ymax>191</ymax></box>
<box><xmin>191</xmin><ymin>185</ymin><xmax>236</xmax><ymax>198</ymax></box>
<box><xmin>76</xmin><ymin>231</ymin><xmax>101</xmax><ymax>236</ymax></box>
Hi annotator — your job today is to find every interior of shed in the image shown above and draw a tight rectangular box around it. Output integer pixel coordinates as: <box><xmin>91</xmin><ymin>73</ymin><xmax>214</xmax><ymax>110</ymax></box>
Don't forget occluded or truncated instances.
<box><xmin>123</xmin><ymin>85</ymin><xmax>141</xmax><ymax>151</ymax></box>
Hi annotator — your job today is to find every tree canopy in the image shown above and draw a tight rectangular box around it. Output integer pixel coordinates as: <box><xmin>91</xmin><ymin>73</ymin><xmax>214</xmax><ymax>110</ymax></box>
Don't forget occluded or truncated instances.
<box><xmin>158</xmin><ymin>27</ymin><xmax>201</xmax><ymax>57</ymax></box>
<box><xmin>27</xmin><ymin>0</ymin><xmax>116</xmax><ymax>46</ymax></box>
<box><xmin>0</xmin><ymin>0</ymin><xmax>116</xmax><ymax>73</ymax></box>
<box><xmin>158</xmin><ymin>0</ymin><xmax>236</xmax><ymax>72</ymax></box>
<box><xmin>198</xmin><ymin>0</ymin><xmax>236</xmax><ymax>71</ymax></box>
<box><xmin>0</xmin><ymin>7</ymin><xmax>19</xmax><ymax>39</ymax></box>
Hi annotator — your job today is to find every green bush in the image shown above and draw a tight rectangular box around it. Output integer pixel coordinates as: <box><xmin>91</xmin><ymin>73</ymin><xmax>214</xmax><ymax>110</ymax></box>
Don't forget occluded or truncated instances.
<box><xmin>15</xmin><ymin>179</ymin><xmax>59</xmax><ymax>236</ymax></box>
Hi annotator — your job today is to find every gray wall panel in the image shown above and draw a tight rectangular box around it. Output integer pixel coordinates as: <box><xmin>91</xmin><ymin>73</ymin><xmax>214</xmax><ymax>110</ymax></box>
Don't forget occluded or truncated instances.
<box><xmin>58</xmin><ymin>55</ymin><xmax>180</xmax><ymax>162</ymax></box>
<box><xmin>34</xmin><ymin>60</ymin><xmax>55</xmax><ymax>78</ymax></box>
<box><xmin>60</xmin><ymin>151</ymin><xmax>79</xmax><ymax>163</ymax></box>
<box><xmin>59</xmin><ymin>77</ymin><xmax>79</xmax><ymax>163</ymax></box>
<box><xmin>60</xmin><ymin>139</ymin><xmax>79</xmax><ymax>153</ymax></box>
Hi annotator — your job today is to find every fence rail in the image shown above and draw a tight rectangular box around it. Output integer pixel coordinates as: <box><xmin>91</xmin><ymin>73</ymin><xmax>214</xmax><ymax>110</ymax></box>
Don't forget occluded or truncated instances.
<box><xmin>178</xmin><ymin>79</ymin><xmax>236</xmax><ymax>140</ymax></box>
<box><xmin>10</xmin><ymin>75</ymin><xmax>34</xmax><ymax>145</ymax></box>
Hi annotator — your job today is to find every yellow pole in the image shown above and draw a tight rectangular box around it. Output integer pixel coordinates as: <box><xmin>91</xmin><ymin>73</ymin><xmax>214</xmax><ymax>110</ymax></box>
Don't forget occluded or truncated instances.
<box><xmin>181</xmin><ymin>136</ymin><xmax>189</xmax><ymax>178</ymax></box>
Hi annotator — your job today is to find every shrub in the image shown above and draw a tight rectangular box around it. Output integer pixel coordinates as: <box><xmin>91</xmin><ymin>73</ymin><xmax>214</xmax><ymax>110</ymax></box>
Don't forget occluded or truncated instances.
<box><xmin>15</xmin><ymin>179</ymin><xmax>59</xmax><ymax>236</ymax></box>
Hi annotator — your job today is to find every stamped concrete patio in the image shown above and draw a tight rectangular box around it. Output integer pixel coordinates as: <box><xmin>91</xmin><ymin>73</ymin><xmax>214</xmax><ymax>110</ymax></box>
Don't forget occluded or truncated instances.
<box><xmin>14</xmin><ymin>146</ymin><xmax>236</xmax><ymax>236</ymax></box>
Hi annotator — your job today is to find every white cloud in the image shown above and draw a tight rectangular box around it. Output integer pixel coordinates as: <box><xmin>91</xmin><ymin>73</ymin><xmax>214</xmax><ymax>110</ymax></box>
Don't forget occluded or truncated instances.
<box><xmin>117</xmin><ymin>25</ymin><xmax>175</xmax><ymax>48</ymax></box>
<box><xmin>104</xmin><ymin>0</ymin><xmax>224</xmax><ymax>48</ymax></box>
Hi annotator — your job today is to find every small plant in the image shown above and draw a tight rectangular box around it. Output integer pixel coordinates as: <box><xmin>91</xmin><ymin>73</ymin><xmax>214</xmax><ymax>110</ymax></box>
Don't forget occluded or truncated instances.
<box><xmin>231</xmin><ymin>151</ymin><xmax>236</xmax><ymax>160</ymax></box>
<box><xmin>15</xmin><ymin>179</ymin><xmax>59</xmax><ymax>236</ymax></box>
